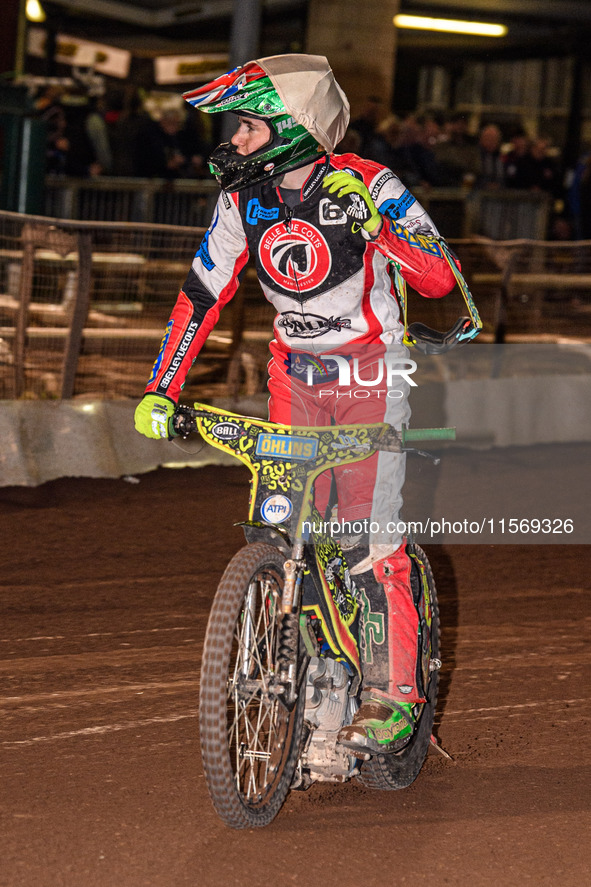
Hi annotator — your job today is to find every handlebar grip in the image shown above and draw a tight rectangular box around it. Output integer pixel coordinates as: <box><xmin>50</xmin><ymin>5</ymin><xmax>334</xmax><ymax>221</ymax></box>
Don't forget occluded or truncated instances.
<box><xmin>402</xmin><ymin>427</ymin><xmax>456</xmax><ymax>442</ymax></box>
<box><xmin>170</xmin><ymin>407</ymin><xmax>198</xmax><ymax>439</ymax></box>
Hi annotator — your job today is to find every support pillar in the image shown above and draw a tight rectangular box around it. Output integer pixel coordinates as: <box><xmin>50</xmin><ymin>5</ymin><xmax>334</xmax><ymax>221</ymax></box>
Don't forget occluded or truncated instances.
<box><xmin>221</xmin><ymin>0</ymin><xmax>263</xmax><ymax>142</ymax></box>
<box><xmin>306</xmin><ymin>0</ymin><xmax>401</xmax><ymax>119</ymax></box>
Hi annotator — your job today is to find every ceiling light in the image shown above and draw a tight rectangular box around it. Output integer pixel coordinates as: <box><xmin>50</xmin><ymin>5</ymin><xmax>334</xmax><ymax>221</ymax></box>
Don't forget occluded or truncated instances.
<box><xmin>394</xmin><ymin>14</ymin><xmax>507</xmax><ymax>37</ymax></box>
<box><xmin>26</xmin><ymin>0</ymin><xmax>46</xmax><ymax>23</ymax></box>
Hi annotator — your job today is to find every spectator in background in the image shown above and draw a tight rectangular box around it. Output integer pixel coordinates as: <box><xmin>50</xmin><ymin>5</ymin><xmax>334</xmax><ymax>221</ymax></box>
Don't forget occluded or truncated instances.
<box><xmin>393</xmin><ymin>114</ymin><xmax>441</xmax><ymax>187</ymax></box>
<box><xmin>364</xmin><ymin>114</ymin><xmax>401</xmax><ymax>166</ymax></box>
<box><xmin>36</xmin><ymin>85</ymin><xmax>69</xmax><ymax>175</ymax></box>
<box><xmin>416</xmin><ymin>110</ymin><xmax>445</xmax><ymax>150</ymax></box>
<box><xmin>134</xmin><ymin>108</ymin><xmax>210</xmax><ymax>179</ymax></box>
<box><xmin>178</xmin><ymin>110</ymin><xmax>213</xmax><ymax>178</ymax></box>
<box><xmin>433</xmin><ymin>111</ymin><xmax>480</xmax><ymax>187</ymax></box>
<box><xmin>506</xmin><ymin>135</ymin><xmax>560</xmax><ymax>195</ymax></box>
<box><xmin>134</xmin><ymin>109</ymin><xmax>185</xmax><ymax>178</ymax></box>
<box><xmin>349</xmin><ymin>95</ymin><xmax>384</xmax><ymax>155</ymax></box>
<box><xmin>335</xmin><ymin>126</ymin><xmax>362</xmax><ymax>155</ymax></box>
<box><xmin>365</xmin><ymin>114</ymin><xmax>441</xmax><ymax>187</ymax></box>
<box><xmin>60</xmin><ymin>91</ymin><xmax>105</xmax><ymax>177</ymax></box>
<box><xmin>475</xmin><ymin>123</ymin><xmax>505</xmax><ymax>189</ymax></box>
<box><xmin>106</xmin><ymin>90</ymin><xmax>152</xmax><ymax>177</ymax></box>
<box><xmin>503</xmin><ymin>128</ymin><xmax>531</xmax><ymax>188</ymax></box>
<box><xmin>84</xmin><ymin>95</ymin><xmax>113</xmax><ymax>175</ymax></box>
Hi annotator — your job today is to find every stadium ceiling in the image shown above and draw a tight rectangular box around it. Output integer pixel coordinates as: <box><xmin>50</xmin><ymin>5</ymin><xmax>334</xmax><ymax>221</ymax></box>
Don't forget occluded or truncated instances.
<box><xmin>45</xmin><ymin>0</ymin><xmax>591</xmax><ymax>29</ymax></box>
<box><xmin>45</xmin><ymin>0</ymin><xmax>305</xmax><ymax>29</ymax></box>
<box><xmin>40</xmin><ymin>0</ymin><xmax>591</xmax><ymax>57</ymax></box>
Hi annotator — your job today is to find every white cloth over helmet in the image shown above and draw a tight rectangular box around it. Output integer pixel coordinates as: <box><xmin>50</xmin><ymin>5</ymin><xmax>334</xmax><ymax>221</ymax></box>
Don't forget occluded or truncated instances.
<box><xmin>256</xmin><ymin>54</ymin><xmax>350</xmax><ymax>153</ymax></box>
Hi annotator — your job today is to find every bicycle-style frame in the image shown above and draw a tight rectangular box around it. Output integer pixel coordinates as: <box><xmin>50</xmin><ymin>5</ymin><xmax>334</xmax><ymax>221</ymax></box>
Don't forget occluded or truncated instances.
<box><xmin>174</xmin><ymin>401</ymin><xmax>452</xmax><ymax>697</ymax></box>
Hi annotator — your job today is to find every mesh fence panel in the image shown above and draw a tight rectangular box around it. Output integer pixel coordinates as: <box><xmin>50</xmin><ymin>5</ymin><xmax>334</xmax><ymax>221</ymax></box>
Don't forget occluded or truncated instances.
<box><xmin>451</xmin><ymin>238</ymin><xmax>591</xmax><ymax>340</ymax></box>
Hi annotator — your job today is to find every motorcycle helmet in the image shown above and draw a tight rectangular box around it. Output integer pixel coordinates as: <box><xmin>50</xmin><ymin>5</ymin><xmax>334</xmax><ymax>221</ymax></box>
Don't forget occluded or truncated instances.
<box><xmin>183</xmin><ymin>54</ymin><xmax>350</xmax><ymax>191</ymax></box>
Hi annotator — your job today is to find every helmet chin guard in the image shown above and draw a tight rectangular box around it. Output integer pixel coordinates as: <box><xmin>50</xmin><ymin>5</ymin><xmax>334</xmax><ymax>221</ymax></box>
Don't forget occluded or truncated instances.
<box><xmin>183</xmin><ymin>56</ymin><xmax>348</xmax><ymax>191</ymax></box>
<box><xmin>207</xmin><ymin>135</ymin><xmax>324</xmax><ymax>192</ymax></box>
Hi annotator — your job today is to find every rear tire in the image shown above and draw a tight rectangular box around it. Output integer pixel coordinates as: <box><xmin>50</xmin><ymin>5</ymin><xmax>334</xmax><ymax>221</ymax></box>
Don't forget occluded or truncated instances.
<box><xmin>358</xmin><ymin>545</ymin><xmax>440</xmax><ymax>790</ymax></box>
<box><xmin>199</xmin><ymin>543</ymin><xmax>304</xmax><ymax>828</ymax></box>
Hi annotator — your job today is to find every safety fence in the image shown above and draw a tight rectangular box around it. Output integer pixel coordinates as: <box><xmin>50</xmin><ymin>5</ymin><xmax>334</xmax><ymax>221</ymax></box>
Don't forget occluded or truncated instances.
<box><xmin>44</xmin><ymin>176</ymin><xmax>220</xmax><ymax>228</ymax></box>
<box><xmin>43</xmin><ymin>176</ymin><xmax>552</xmax><ymax>240</ymax></box>
<box><xmin>0</xmin><ymin>209</ymin><xmax>589</xmax><ymax>402</ymax></box>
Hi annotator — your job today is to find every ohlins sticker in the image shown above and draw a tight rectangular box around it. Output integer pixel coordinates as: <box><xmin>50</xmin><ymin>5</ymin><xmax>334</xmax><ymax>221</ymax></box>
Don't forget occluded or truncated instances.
<box><xmin>148</xmin><ymin>319</ymin><xmax>173</xmax><ymax>384</ymax></box>
<box><xmin>160</xmin><ymin>321</ymin><xmax>199</xmax><ymax>389</ymax></box>
<box><xmin>246</xmin><ymin>199</ymin><xmax>280</xmax><ymax>224</ymax></box>
<box><xmin>259</xmin><ymin>220</ymin><xmax>331</xmax><ymax>292</ymax></box>
<box><xmin>278</xmin><ymin>311</ymin><xmax>351</xmax><ymax>339</ymax></box>
<box><xmin>255</xmin><ymin>433</ymin><xmax>318</xmax><ymax>461</ymax></box>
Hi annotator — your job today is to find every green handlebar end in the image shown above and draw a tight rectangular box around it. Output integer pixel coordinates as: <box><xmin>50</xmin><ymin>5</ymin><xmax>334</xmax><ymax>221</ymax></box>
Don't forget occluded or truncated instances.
<box><xmin>401</xmin><ymin>426</ymin><xmax>456</xmax><ymax>443</ymax></box>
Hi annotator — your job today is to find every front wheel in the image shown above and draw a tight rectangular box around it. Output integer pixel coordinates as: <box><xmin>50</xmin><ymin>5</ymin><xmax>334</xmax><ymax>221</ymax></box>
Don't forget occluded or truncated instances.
<box><xmin>199</xmin><ymin>543</ymin><xmax>304</xmax><ymax>828</ymax></box>
<box><xmin>358</xmin><ymin>544</ymin><xmax>440</xmax><ymax>790</ymax></box>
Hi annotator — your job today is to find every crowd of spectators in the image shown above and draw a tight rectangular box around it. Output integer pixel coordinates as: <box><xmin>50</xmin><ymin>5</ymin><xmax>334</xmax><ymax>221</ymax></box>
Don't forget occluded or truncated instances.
<box><xmin>36</xmin><ymin>83</ymin><xmax>213</xmax><ymax>180</ymax></box>
<box><xmin>344</xmin><ymin>99</ymin><xmax>564</xmax><ymax>198</ymax></box>
<box><xmin>339</xmin><ymin>98</ymin><xmax>591</xmax><ymax>237</ymax></box>
<box><xmin>32</xmin><ymin>80</ymin><xmax>591</xmax><ymax>238</ymax></box>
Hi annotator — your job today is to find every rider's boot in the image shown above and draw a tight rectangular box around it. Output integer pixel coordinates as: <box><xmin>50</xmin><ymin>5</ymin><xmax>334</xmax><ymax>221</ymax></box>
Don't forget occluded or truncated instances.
<box><xmin>338</xmin><ymin>541</ymin><xmax>426</xmax><ymax>755</ymax></box>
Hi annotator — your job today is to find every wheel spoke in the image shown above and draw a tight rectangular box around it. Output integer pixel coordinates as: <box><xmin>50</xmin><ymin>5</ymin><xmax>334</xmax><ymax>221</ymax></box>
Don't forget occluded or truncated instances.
<box><xmin>223</xmin><ymin>566</ymin><xmax>289</xmax><ymax>800</ymax></box>
<box><xmin>199</xmin><ymin>544</ymin><xmax>303</xmax><ymax>826</ymax></box>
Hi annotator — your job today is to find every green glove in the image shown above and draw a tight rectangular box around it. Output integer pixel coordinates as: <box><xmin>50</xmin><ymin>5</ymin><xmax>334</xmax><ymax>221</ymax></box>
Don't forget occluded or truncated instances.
<box><xmin>323</xmin><ymin>171</ymin><xmax>382</xmax><ymax>235</ymax></box>
<box><xmin>134</xmin><ymin>394</ymin><xmax>175</xmax><ymax>440</ymax></box>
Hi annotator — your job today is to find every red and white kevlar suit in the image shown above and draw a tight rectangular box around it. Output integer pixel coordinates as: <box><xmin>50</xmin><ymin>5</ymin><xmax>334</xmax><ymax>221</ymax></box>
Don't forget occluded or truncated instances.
<box><xmin>144</xmin><ymin>152</ymin><xmax>455</xmax><ymax>701</ymax></box>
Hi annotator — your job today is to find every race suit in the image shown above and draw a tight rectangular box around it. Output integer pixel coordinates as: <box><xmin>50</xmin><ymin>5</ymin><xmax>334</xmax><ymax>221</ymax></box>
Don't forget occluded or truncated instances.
<box><xmin>145</xmin><ymin>152</ymin><xmax>455</xmax><ymax>403</ymax></box>
<box><xmin>144</xmin><ymin>151</ymin><xmax>456</xmax><ymax>701</ymax></box>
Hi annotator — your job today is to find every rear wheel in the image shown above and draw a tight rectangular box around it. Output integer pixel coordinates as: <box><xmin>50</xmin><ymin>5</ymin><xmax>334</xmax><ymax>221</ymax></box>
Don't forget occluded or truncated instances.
<box><xmin>199</xmin><ymin>543</ymin><xmax>304</xmax><ymax>828</ymax></box>
<box><xmin>358</xmin><ymin>545</ymin><xmax>440</xmax><ymax>790</ymax></box>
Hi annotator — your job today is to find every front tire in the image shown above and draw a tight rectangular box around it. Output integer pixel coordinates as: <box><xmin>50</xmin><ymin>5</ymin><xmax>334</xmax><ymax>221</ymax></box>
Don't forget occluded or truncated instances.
<box><xmin>199</xmin><ymin>543</ymin><xmax>304</xmax><ymax>828</ymax></box>
<box><xmin>358</xmin><ymin>545</ymin><xmax>440</xmax><ymax>790</ymax></box>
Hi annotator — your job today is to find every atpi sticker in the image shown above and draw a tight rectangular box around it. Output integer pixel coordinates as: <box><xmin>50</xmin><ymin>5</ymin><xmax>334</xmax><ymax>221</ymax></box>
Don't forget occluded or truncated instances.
<box><xmin>261</xmin><ymin>494</ymin><xmax>292</xmax><ymax>523</ymax></box>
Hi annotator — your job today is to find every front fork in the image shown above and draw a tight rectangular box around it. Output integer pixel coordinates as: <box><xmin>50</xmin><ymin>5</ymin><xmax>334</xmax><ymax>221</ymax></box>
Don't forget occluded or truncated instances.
<box><xmin>276</xmin><ymin>543</ymin><xmax>307</xmax><ymax>708</ymax></box>
<box><xmin>282</xmin><ymin>542</ymin><xmax>305</xmax><ymax>614</ymax></box>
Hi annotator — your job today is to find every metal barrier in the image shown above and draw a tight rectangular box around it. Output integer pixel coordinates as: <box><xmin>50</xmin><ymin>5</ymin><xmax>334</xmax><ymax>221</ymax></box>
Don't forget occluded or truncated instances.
<box><xmin>463</xmin><ymin>189</ymin><xmax>551</xmax><ymax>240</ymax></box>
<box><xmin>0</xmin><ymin>209</ymin><xmax>589</xmax><ymax>402</ymax></box>
<box><xmin>43</xmin><ymin>177</ymin><xmax>551</xmax><ymax>240</ymax></box>
<box><xmin>44</xmin><ymin>176</ymin><xmax>220</xmax><ymax>226</ymax></box>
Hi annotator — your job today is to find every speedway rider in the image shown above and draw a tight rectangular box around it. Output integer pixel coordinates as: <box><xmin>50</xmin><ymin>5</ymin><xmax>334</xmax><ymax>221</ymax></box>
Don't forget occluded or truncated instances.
<box><xmin>134</xmin><ymin>55</ymin><xmax>458</xmax><ymax>755</ymax></box>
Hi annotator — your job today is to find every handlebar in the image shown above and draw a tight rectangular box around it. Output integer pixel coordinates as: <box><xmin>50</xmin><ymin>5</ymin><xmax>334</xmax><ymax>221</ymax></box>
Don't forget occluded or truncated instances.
<box><xmin>402</xmin><ymin>427</ymin><xmax>456</xmax><ymax>443</ymax></box>
<box><xmin>171</xmin><ymin>405</ymin><xmax>455</xmax><ymax>451</ymax></box>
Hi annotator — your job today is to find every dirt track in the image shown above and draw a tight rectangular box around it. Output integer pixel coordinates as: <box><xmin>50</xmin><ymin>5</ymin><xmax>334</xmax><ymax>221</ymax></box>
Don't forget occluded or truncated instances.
<box><xmin>1</xmin><ymin>466</ymin><xmax>589</xmax><ymax>887</ymax></box>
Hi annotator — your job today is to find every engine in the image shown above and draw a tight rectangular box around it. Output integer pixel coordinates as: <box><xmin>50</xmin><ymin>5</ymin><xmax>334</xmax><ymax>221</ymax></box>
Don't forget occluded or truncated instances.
<box><xmin>299</xmin><ymin>656</ymin><xmax>360</xmax><ymax>783</ymax></box>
